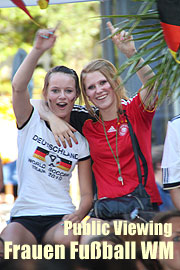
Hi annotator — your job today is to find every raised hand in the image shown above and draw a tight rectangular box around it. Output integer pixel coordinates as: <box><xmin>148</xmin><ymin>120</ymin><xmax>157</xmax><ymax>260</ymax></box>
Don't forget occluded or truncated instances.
<box><xmin>34</xmin><ymin>28</ymin><xmax>56</xmax><ymax>52</ymax></box>
<box><xmin>107</xmin><ymin>21</ymin><xmax>136</xmax><ymax>58</ymax></box>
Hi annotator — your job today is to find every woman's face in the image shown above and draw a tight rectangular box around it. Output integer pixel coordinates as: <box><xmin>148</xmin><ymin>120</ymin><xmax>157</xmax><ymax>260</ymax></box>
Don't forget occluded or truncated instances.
<box><xmin>84</xmin><ymin>71</ymin><xmax>117</xmax><ymax>112</ymax></box>
<box><xmin>45</xmin><ymin>72</ymin><xmax>77</xmax><ymax>122</ymax></box>
<box><xmin>160</xmin><ymin>217</ymin><xmax>180</xmax><ymax>270</ymax></box>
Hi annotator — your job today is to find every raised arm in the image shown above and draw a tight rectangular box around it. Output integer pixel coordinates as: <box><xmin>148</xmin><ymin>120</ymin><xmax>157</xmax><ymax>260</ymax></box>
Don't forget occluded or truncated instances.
<box><xmin>107</xmin><ymin>21</ymin><xmax>157</xmax><ymax>109</ymax></box>
<box><xmin>12</xmin><ymin>29</ymin><xmax>56</xmax><ymax>127</ymax></box>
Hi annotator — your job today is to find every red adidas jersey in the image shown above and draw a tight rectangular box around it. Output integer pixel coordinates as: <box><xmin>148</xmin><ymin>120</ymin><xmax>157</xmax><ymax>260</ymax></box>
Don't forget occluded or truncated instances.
<box><xmin>70</xmin><ymin>93</ymin><xmax>162</xmax><ymax>204</ymax></box>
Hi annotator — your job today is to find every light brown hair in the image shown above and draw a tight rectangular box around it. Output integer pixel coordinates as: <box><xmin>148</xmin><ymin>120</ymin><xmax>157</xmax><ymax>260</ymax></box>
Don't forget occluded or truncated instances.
<box><xmin>42</xmin><ymin>65</ymin><xmax>81</xmax><ymax>102</ymax></box>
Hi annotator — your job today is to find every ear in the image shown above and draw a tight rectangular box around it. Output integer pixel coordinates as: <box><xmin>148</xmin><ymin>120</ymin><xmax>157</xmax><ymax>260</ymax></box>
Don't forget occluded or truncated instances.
<box><xmin>43</xmin><ymin>91</ymin><xmax>47</xmax><ymax>102</ymax></box>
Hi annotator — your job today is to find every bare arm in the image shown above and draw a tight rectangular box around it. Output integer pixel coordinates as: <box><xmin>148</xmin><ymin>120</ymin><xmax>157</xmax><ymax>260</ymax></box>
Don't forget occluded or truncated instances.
<box><xmin>31</xmin><ymin>99</ymin><xmax>78</xmax><ymax>148</ymax></box>
<box><xmin>63</xmin><ymin>158</ymin><xmax>93</xmax><ymax>223</ymax></box>
<box><xmin>170</xmin><ymin>188</ymin><xmax>180</xmax><ymax>210</ymax></box>
<box><xmin>107</xmin><ymin>21</ymin><xmax>157</xmax><ymax>109</ymax></box>
<box><xmin>12</xmin><ymin>29</ymin><xmax>56</xmax><ymax>127</ymax></box>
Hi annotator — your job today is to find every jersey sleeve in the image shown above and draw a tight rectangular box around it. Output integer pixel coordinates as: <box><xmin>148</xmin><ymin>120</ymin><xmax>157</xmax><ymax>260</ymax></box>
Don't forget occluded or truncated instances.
<box><xmin>162</xmin><ymin>165</ymin><xmax>180</xmax><ymax>189</ymax></box>
<box><xmin>75</xmin><ymin>131</ymin><xmax>90</xmax><ymax>161</ymax></box>
<box><xmin>70</xmin><ymin>105</ymin><xmax>95</xmax><ymax>136</ymax></box>
<box><xmin>162</xmin><ymin>120</ymin><xmax>180</xmax><ymax>189</ymax></box>
<box><xmin>161</xmin><ymin>121</ymin><xmax>180</xmax><ymax>168</ymax></box>
<box><xmin>122</xmin><ymin>93</ymin><xmax>155</xmax><ymax>129</ymax></box>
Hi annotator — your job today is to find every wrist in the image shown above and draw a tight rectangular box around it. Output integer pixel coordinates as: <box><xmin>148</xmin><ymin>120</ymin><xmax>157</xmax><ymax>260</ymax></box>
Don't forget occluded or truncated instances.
<box><xmin>31</xmin><ymin>47</ymin><xmax>45</xmax><ymax>57</ymax></box>
<box><xmin>74</xmin><ymin>210</ymin><xmax>84</xmax><ymax>221</ymax></box>
<box><xmin>126</xmin><ymin>48</ymin><xmax>137</xmax><ymax>58</ymax></box>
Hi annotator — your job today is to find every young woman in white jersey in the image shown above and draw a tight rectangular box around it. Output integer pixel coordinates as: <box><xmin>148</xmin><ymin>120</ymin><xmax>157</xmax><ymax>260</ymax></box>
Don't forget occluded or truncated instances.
<box><xmin>0</xmin><ymin>28</ymin><xmax>93</xmax><ymax>255</ymax></box>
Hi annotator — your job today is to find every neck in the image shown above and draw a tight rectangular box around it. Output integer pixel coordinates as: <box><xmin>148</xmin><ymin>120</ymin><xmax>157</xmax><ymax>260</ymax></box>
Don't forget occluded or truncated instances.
<box><xmin>100</xmin><ymin>106</ymin><xmax>118</xmax><ymax>121</ymax></box>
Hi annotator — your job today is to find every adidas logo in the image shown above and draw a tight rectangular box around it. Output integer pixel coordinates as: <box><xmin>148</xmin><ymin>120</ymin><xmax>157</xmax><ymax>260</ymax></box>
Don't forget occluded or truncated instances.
<box><xmin>107</xmin><ymin>126</ymin><xmax>116</xmax><ymax>133</ymax></box>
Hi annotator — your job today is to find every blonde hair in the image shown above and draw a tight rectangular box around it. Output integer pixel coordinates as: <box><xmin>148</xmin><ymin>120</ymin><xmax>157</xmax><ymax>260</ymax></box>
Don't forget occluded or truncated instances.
<box><xmin>80</xmin><ymin>59</ymin><xmax>128</xmax><ymax>117</ymax></box>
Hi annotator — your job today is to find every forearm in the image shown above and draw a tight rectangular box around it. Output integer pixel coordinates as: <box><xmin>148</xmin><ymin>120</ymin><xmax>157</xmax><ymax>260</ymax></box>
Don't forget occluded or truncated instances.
<box><xmin>31</xmin><ymin>99</ymin><xmax>55</xmax><ymax>122</ymax></box>
<box><xmin>75</xmin><ymin>193</ymin><xmax>93</xmax><ymax>221</ymax></box>
<box><xmin>170</xmin><ymin>188</ymin><xmax>180</xmax><ymax>210</ymax></box>
<box><xmin>31</xmin><ymin>99</ymin><xmax>77</xmax><ymax>147</ymax></box>
<box><xmin>135</xmin><ymin>58</ymin><xmax>155</xmax><ymax>86</ymax></box>
<box><xmin>135</xmin><ymin>57</ymin><xmax>157</xmax><ymax>107</ymax></box>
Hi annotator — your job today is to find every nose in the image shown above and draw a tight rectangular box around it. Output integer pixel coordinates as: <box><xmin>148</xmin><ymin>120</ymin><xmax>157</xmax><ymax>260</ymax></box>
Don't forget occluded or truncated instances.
<box><xmin>96</xmin><ymin>84</ymin><xmax>103</xmax><ymax>93</ymax></box>
<box><xmin>58</xmin><ymin>90</ymin><xmax>66</xmax><ymax>99</ymax></box>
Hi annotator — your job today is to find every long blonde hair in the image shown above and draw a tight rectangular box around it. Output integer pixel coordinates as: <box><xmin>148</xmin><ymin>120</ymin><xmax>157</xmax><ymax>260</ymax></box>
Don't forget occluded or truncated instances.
<box><xmin>80</xmin><ymin>59</ymin><xmax>128</xmax><ymax>117</ymax></box>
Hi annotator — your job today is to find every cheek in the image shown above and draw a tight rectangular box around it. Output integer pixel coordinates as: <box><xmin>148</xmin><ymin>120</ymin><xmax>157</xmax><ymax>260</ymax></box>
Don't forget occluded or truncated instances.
<box><xmin>67</xmin><ymin>93</ymin><xmax>77</xmax><ymax>104</ymax></box>
<box><xmin>47</xmin><ymin>92</ymin><xmax>56</xmax><ymax>101</ymax></box>
<box><xmin>109</xmin><ymin>88</ymin><xmax>116</xmax><ymax>99</ymax></box>
<box><xmin>85</xmin><ymin>90</ymin><xmax>94</xmax><ymax>99</ymax></box>
<box><xmin>70</xmin><ymin>96</ymin><xmax>76</xmax><ymax>102</ymax></box>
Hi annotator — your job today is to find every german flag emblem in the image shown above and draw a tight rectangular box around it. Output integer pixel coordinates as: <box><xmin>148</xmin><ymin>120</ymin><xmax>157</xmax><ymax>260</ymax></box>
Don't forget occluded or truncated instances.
<box><xmin>56</xmin><ymin>158</ymin><xmax>72</xmax><ymax>171</ymax></box>
<box><xmin>157</xmin><ymin>0</ymin><xmax>180</xmax><ymax>63</ymax></box>
<box><xmin>33</xmin><ymin>146</ymin><xmax>49</xmax><ymax>162</ymax></box>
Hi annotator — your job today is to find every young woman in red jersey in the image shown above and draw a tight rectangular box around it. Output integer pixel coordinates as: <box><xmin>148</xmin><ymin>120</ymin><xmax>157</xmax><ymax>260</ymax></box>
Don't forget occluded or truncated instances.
<box><xmin>36</xmin><ymin>22</ymin><xmax>162</xmax><ymax>230</ymax></box>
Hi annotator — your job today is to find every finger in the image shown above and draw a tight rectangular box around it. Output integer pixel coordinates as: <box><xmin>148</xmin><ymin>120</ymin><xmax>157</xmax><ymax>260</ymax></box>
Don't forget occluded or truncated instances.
<box><xmin>107</xmin><ymin>21</ymin><xmax>120</xmax><ymax>36</ymax></box>
<box><xmin>54</xmin><ymin>135</ymin><xmax>61</xmax><ymax>147</ymax></box>
<box><xmin>64</xmin><ymin>134</ymin><xmax>72</xmax><ymax>148</ymax></box>
<box><xmin>47</xmin><ymin>28</ymin><xmax>56</xmax><ymax>36</ymax></box>
<box><xmin>107</xmin><ymin>21</ymin><xmax>115</xmax><ymax>34</ymax></box>
<box><xmin>68</xmin><ymin>131</ymin><xmax>78</xmax><ymax>145</ymax></box>
<box><xmin>40</xmin><ymin>34</ymin><xmax>49</xmax><ymax>39</ymax></box>
<box><xmin>62</xmin><ymin>215</ymin><xmax>69</xmax><ymax>221</ymax></box>
<box><xmin>54</xmin><ymin>21</ymin><xmax>61</xmax><ymax>32</ymax></box>
<box><xmin>59</xmin><ymin>135</ymin><xmax>67</xmax><ymax>149</ymax></box>
<box><xmin>120</xmin><ymin>30</ymin><xmax>126</xmax><ymax>40</ymax></box>
<box><xmin>37</xmin><ymin>30</ymin><xmax>49</xmax><ymax>39</ymax></box>
<box><xmin>67</xmin><ymin>123</ymin><xmax>77</xmax><ymax>133</ymax></box>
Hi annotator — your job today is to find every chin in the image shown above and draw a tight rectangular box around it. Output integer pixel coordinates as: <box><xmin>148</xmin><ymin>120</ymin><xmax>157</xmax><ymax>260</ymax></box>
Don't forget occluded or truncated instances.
<box><xmin>58</xmin><ymin>113</ymin><xmax>70</xmax><ymax>122</ymax></box>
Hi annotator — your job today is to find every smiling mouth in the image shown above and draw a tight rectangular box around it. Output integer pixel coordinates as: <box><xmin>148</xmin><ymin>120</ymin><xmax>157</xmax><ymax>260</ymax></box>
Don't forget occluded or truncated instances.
<box><xmin>96</xmin><ymin>94</ymin><xmax>108</xmax><ymax>100</ymax></box>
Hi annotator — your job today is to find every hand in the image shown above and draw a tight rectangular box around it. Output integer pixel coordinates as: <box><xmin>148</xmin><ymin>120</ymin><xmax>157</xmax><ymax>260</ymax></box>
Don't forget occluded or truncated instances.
<box><xmin>62</xmin><ymin>212</ymin><xmax>81</xmax><ymax>224</ymax></box>
<box><xmin>34</xmin><ymin>28</ymin><xmax>56</xmax><ymax>52</ymax></box>
<box><xmin>49</xmin><ymin>116</ymin><xmax>78</xmax><ymax>148</ymax></box>
<box><xmin>107</xmin><ymin>21</ymin><xmax>136</xmax><ymax>58</ymax></box>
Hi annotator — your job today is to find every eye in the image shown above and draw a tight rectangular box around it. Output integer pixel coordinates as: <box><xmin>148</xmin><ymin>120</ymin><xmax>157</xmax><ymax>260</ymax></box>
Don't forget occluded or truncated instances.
<box><xmin>65</xmin><ymin>89</ymin><xmax>73</xmax><ymax>94</ymax></box>
<box><xmin>173</xmin><ymin>236</ymin><xmax>180</xmax><ymax>242</ymax></box>
<box><xmin>100</xmin><ymin>80</ymin><xmax>107</xmax><ymax>85</ymax></box>
<box><xmin>51</xmin><ymin>89</ymin><xmax>59</xmax><ymax>93</ymax></box>
<box><xmin>87</xmin><ymin>85</ymin><xmax>95</xmax><ymax>90</ymax></box>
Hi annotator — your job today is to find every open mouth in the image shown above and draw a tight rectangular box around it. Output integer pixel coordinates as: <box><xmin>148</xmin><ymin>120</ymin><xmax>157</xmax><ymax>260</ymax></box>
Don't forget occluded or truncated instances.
<box><xmin>56</xmin><ymin>102</ymin><xmax>67</xmax><ymax>108</ymax></box>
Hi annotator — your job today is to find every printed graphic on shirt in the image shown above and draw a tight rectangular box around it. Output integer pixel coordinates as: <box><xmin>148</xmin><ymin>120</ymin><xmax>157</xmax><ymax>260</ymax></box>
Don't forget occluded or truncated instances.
<box><xmin>33</xmin><ymin>146</ymin><xmax>49</xmax><ymax>161</ymax></box>
<box><xmin>33</xmin><ymin>146</ymin><xmax>72</xmax><ymax>172</ymax></box>
<box><xmin>119</xmin><ymin>124</ymin><xmax>128</xmax><ymax>136</ymax></box>
<box><xmin>56</xmin><ymin>157</ymin><xmax>72</xmax><ymax>171</ymax></box>
<box><xmin>32</xmin><ymin>135</ymin><xmax>78</xmax><ymax>159</ymax></box>
<box><xmin>107</xmin><ymin>126</ymin><xmax>116</xmax><ymax>133</ymax></box>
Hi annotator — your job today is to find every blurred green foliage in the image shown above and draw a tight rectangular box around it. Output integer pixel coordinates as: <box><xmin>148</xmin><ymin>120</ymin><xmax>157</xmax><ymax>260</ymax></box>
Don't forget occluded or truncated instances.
<box><xmin>0</xmin><ymin>2</ymin><xmax>101</xmax><ymax>97</ymax></box>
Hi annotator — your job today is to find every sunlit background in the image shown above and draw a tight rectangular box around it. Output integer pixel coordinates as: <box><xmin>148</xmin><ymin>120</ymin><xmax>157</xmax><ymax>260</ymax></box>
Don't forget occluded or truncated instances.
<box><xmin>0</xmin><ymin>1</ymin><xmax>101</xmax><ymax>232</ymax></box>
